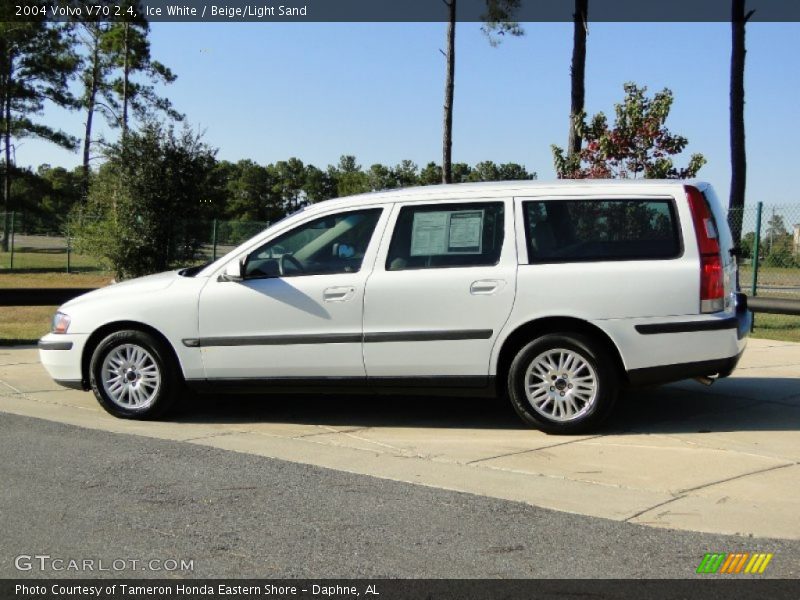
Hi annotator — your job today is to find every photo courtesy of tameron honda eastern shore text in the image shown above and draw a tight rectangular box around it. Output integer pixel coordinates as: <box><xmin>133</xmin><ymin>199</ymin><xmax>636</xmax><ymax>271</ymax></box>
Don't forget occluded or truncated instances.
<box><xmin>38</xmin><ymin>180</ymin><xmax>751</xmax><ymax>434</ymax></box>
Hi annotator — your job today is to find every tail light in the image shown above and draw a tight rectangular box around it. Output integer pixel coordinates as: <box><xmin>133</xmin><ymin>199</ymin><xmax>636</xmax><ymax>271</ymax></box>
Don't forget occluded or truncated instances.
<box><xmin>685</xmin><ymin>185</ymin><xmax>724</xmax><ymax>313</ymax></box>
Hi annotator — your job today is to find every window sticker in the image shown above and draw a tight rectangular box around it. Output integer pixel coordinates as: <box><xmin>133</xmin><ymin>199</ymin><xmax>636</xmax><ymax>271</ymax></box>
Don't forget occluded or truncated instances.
<box><xmin>410</xmin><ymin>212</ymin><xmax>449</xmax><ymax>256</ymax></box>
<box><xmin>447</xmin><ymin>210</ymin><xmax>483</xmax><ymax>253</ymax></box>
<box><xmin>410</xmin><ymin>209</ymin><xmax>484</xmax><ymax>256</ymax></box>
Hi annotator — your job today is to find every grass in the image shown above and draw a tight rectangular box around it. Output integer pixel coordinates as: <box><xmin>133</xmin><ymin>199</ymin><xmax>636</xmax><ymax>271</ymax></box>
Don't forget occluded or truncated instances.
<box><xmin>0</xmin><ymin>249</ymin><xmax>106</xmax><ymax>272</ymax></box>
<box><xmin>750</xmin><ymin>313</ymin><xmax>800</xmax><ymax>343</ymax></box>
<box><xmin>0</xmin><ymin>305</ymin><xmax>58</xmax><ymax>344</ymax></box>
<box><xmin>0</xmin><ymin>271</ymin><xmax>113</xmax><ymax>288</ymax></box>
<box><xmin>0</xmin><ymin>272</ymin><xmax>113</xmax><ymax>344</ymax></box>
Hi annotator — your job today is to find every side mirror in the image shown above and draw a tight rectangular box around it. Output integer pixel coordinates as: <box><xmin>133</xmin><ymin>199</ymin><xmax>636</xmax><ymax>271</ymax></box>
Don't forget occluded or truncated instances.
<box><xmin>218</xmin><ymin>259</ymin><xmax>244</xmax><ymax>282</ymax></box>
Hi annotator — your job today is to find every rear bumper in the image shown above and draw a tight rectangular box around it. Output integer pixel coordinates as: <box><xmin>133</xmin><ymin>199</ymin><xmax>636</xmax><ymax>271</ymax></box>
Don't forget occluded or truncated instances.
<box><xmin>734</xmin><ymin>292</ymin><xmax>753</xmax><ymax>340</ymax></box>
<box><xmin>627</xmin><ymin>349</ymin><xmax>744</xmax><ymax>386</ymax></box>
<box><xmin>627</xmin><ymin>294</ymin><xmax>751</xmax><ymax>386</ymax></box>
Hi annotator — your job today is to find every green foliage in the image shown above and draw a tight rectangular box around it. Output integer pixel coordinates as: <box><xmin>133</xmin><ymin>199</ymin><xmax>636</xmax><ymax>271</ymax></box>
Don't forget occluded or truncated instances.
<box><xmin>763</xmin><ymin>246</ymin><xmax>796</xmax><ymax>268</ymax></box>
<box><xmin>303</xmin><ymin>164</ymin><xmax>337</xmax><ymax>204</ymax></box>
<box><xmin>214</xmin><ymin>159</ymin><xmax>278</xmax><ymax>222</ymax></box>
<box><xmin>761</xmin><ymin>213</ymin><xmax>799</xmax><ymax>266</ymax></box>
<box><xmin>365</xmin><ymin>160</ymin><xmax>420</xmax><ymax>191</ymax></box>
<box><xmin>552</xmin><ymin>83</ymin><xmax>706</xmax><ymax>179</ymax></box>
<box><xmin>0</xmin><ymin>21</ymin><xmax>79</xmax><ymax>151</ymax></box>
<box><xmin>72</xmin><ymin>123</ymin><xmax>218</xmax><ymax>279</ymax></box>
<box><xmin>269</xmin><ymin>157</ymin><xmax>308</xmax><ymax>214</ymax></box>
<box><xmin>467</xmin><ymin>160</ymin><xmax>536</xmax><ymax>182</ymax></box>
<box><xmin>481</xmin><ymin>0</ymin><xmax>525</xmax><ymax>46</ymax></box>
<box><xmin>418</xmin><ymin>162</ymin><xmax>443</xmax><ymax>186</ymax></box>
<box><xmin>451</xmin><ymin>163</ymin><xmax>473</xmax><ymax>183</ymax></box>
<box><xmin>0</xmin><ymin>164</ymin><xmax>83</xmax><ymax>233</ymax></box>
<box><xmin>765</xmin><ymin>212</ymin><xmax>788</xmax><ymax>241</ymax></box>
<box><xmin>739</xmin><ymin>231</ymin><xmax>755</xmax><ymax>260</ymax></box>
<box><xmin>1</xmin><ymin>18</ymin><xmax>78</xmax><ymax>249</ymax></box>
<box><xmin>330</xmin><ymin>155</ymin><xmax>370</xmax><ymax>197</ymax></box>
<box><xmin>394</xmin><ymin>160</ymin><xmax>419</xmax><ymax>188</ymax></box>
<box><xmin>367</xmin><ymin>163</ymin><xmax>396</xmax><ymax>191</ymax></box>
<box><xmin>101</xmin><ymin>19</ymin><xmax>182</xmax><ymax>131</ymax></box>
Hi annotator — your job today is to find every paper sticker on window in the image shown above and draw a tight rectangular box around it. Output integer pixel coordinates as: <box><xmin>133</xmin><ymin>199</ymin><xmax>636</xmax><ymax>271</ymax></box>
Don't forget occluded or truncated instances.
<box><xmin>410</xmin><ymin>209</ymin><xmax>484</xmax><ymax>256</ymax></box>
<box><xmin>447</xmin><ymin>210</ymin><xmax>483</xmax><ymax>253</ymax></box>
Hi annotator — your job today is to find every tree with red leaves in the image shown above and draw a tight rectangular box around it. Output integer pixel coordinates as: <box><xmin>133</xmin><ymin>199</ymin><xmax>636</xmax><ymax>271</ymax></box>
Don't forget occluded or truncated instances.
<box><xmin>552</xmin><ymin>82</ymin><xmax>706</xmax><ymax>180</ymax></box>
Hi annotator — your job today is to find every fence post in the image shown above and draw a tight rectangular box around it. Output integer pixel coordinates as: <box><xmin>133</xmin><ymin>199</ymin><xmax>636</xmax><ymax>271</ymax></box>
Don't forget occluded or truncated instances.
<box><xmin>9</xmin><ymin>212</ymin><xmax>14</xmax><ymax>271</ymax></box>
<box><xmin>750</xmin><ymin>201</ymin><xmax>763</xmax><ymax>333</ymax></box>
<box><xmin>751</xmin><ymin>201</ymin><xmax>763</xmax><ymax>297</ymax></box>
<box><xmin>212</xmin><ymin>219</ymin><xmax>218</xmax><ymax>262</ymax></box>
<box><xmin>66</xmin><ymin>223</ymin><xmax>72</xmax><ymax>274</ymax></box>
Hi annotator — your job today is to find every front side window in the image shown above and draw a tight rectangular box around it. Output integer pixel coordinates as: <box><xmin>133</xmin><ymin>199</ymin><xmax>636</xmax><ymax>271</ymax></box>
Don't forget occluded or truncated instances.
<box><xmin>386</xmin><ymin>202</ymin><xmax>504</xmax><ymax>271</ymax></box>
<box><xmin>245</xmin><ymin>208</ymin><xmax>382</xmax><ymax>278</ymax></box>
<box><xmin>524</xmin><ymin>199</ymin><xmax>681</xmax><ymax>263</ymax></box>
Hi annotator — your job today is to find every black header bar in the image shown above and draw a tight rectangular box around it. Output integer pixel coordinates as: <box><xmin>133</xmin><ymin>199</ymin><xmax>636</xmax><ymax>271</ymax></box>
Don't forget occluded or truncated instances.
<box><xmin>6</xmin><ymin>0</ymin><xmax>800</xmax><ymax>23</ymax></box>
<box><xmin>3</xmin><ymin>579</ymin><xmax>800</xmax><ymax>600</ymax></box>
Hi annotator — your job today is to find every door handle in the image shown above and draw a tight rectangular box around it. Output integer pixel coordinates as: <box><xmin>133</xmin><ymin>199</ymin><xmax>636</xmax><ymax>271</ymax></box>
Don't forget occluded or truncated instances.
<box><xmin>323</xmin><ymin>286</ymin><xmax>356</xmax><ymax>302</ymax></box>
<box><xmin>470</xmin><ymin>280</ymin><xmax>504</xmax><ymax>295</ymax></box>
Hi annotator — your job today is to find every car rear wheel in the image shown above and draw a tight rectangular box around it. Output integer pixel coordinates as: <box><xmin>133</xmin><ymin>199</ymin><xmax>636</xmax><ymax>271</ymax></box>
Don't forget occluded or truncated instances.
<box><xmin>90</xmin><ymin>330</ymin><xmax>180</xmax><ymax>419</ymax></box>
<box><xmin>508</xmin><ymin>333</ymin><xmax>618</xmax><ymax>434</ymax></box>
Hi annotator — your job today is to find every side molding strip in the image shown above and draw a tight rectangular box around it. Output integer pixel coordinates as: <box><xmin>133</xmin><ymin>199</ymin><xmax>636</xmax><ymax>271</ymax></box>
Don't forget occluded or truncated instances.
<box><xmin>183</xmin><ymin>329</ymin><xmax>493</xmax><ymax>348</ymax></box>
<box><xmin>364</xmin><ymin>329</ymin><xmax>493</xmax><ymax>343</ymax></box>
<box><xmin>635</xmin><ymin>317</ymin><xmax>737</xmax><ymax>335</ymax></box>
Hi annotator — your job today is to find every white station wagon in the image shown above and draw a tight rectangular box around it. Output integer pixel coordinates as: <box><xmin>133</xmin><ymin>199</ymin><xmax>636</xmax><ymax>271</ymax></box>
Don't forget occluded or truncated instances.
<box><xmin>39</xmin><ymin>181</ymin><xmax>750</xmax><ymax>433</ymax></box>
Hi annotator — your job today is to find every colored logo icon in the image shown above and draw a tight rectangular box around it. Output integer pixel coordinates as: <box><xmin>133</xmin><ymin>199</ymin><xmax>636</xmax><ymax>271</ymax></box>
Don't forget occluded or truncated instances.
<box><xmin>697</xmin><ymin>553</ymin><xmax>773</xmax><ymax>574</ymax></box>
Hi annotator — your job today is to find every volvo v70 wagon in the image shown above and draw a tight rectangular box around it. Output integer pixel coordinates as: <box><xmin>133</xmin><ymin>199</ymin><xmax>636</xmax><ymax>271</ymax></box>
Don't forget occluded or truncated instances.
<box><xmin>39</xmin><ymin>181</ymin><xmax>750</xmax><ymax>433</ymax></box>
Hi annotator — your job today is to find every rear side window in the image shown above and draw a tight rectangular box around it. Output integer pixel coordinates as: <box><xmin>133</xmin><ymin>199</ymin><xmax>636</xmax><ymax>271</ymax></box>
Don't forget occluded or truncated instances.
<box><xmin>386</xmin><ymin>202</ymin><xmax>504</xmax><ymax>271</ymax></box>
<box><xmin>524</xmin><ymin>199</ymin><xmax>681</xmax><ymax>263</ymax></box>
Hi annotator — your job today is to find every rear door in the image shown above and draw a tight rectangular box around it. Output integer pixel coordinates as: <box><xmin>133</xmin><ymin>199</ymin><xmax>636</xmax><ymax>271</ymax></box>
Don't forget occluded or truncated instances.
<box><xmin>362</xmin><ymin>198</ymin><xmax>517</xmax><ymax>384</ymax></box>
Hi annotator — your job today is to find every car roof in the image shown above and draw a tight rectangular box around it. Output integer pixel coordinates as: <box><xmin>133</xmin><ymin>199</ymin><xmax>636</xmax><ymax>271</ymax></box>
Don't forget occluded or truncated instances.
<box><xmin>197</xmin><ymin>179</ymin><xmax>705</xmax><ymax>277</ymax></box>
<box><xmin>301</xmin><ymin>179</ymin><xmax>705</xmax><ymax>213</ymax></box>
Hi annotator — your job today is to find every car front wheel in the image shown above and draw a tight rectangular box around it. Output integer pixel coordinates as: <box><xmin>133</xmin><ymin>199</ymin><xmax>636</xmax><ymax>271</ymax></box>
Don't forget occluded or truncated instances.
<box><xmin>89</xmin><ymin>330</ymin><xmax>180</xmax><ymax>419</ymax></box>
<box><xmin>508</xmin><ymin>333</ymin><xmax>618</xmax><ymax>434</ymax></box>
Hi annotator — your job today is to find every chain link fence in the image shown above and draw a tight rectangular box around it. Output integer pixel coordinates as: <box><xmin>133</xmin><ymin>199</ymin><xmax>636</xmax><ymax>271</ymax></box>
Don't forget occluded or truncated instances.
<box><xmin>730</xmin><ymin>203</ymin><xmax>800</xmax><ymax>341</ymax></box>
<box><xmin>0</xmin><ymin>212</ymin><xmax>270</xmax><ymax>273</ymax></box>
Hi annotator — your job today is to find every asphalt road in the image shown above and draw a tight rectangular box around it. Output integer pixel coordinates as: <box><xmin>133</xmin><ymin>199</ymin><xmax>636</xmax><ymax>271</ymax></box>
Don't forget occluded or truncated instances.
<box><xmin>1</xmin><ymin>413</ymin><xmax>799</xmax><ymax>580</ymax></box>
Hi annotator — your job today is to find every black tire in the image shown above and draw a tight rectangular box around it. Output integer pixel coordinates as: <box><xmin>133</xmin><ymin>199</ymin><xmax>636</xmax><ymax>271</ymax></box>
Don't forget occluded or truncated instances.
<box><xmin>89</xmin><ymin>329</ymin><xmax>181</xmax><ymax>420</ymax></box>
<box><xmin>507</xmin><ymin>333</ymin><xmax>618</xmax><ymax>434</ymax></box>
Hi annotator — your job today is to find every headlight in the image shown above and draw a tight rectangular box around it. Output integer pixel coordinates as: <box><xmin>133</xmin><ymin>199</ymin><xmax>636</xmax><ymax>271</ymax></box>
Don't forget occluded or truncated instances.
<box><xmin>52</xmin><ymin>312</ymin><xmax>71</xmax><ymax>334</ymax></box>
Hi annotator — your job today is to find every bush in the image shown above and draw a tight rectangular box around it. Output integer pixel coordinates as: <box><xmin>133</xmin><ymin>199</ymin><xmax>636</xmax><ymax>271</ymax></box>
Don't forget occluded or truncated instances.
<box><xmin>71</xmin><ymin>123</ymin><xmax>219</xmax><ymax>279</ymax></box>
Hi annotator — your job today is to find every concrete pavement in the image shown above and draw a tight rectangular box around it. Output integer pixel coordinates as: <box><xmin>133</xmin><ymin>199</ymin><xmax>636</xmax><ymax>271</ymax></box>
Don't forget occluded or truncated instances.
<box><xmin>1</xmin><ymin>337</ymin><xmax>798</xmax><ymax>540</ymax></box>
<box><xmin>4</xmin><ymin>413</ymin><xmax>800</xmax><ymax>579</ymax></box>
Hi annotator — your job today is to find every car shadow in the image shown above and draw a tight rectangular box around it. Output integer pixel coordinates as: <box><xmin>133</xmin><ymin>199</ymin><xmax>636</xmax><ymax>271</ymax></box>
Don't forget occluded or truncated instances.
<box><xmin>173</xmin><ymin>377</ymin><xmax>800</xmax><ymax>434</ymax></box>
<box><xmin>178</xmin><ymin>391</ymin><xmax>523</xmax><ymax>430</ymax></box>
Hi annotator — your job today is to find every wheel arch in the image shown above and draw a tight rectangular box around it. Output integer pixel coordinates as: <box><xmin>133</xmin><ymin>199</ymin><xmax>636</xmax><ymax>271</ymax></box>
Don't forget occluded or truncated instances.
<box><xmin>80</xmin><ymin>321</ymin><xmax>184</xmax><ymax>390</ymax></box>
<box><xmin>494</xmin><ymin>316</ymin><xmax>627</xmax><ymax>395</ymax></box>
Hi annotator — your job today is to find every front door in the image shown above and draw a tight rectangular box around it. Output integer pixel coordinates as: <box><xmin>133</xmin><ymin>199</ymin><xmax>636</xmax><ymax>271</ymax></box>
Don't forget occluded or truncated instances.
<box><xmin>198</xmin><ymin>207</ymin><xmax>386</xmax><ymax>380</ymax></box>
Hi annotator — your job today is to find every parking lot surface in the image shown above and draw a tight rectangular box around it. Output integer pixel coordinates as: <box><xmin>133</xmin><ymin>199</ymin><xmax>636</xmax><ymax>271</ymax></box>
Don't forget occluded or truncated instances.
<box><xmin>1</xmin><ymin>338</ymin><xmax>798</xmax><ymax>540</ymax></box>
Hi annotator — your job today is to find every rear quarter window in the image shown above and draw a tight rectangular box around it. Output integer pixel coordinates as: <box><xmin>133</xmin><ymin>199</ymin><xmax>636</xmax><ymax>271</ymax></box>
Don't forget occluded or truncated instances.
<box><xmin>524</xmin><ymin>198</ymin><xmax>681</xmax><ymax>263</ymax></box>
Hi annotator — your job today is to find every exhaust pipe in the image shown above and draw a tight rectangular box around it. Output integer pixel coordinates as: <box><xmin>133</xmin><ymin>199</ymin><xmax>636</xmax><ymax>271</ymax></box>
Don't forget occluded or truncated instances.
<box><xmin>693</xmin><ymin>375</ymin><xmax>716</xmax><ymax>386</ymax></box>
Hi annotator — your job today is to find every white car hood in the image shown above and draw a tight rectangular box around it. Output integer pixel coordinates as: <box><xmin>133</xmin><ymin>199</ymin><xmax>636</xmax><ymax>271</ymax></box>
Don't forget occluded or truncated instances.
<box><xmin>61</xmin><ymin>270</ymin><xmax>181</xmax><ymax>309</ymax></box>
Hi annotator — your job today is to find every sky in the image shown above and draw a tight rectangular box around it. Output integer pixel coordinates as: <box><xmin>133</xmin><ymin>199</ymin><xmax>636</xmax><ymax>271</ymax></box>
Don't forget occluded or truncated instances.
<box><xmin>15</xmin><ymin>20</ymin><xmax>800</xmax><ymax>206</ymax></box>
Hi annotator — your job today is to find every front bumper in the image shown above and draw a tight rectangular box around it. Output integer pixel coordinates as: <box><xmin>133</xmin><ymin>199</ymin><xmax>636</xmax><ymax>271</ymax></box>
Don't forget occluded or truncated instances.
<box><xmin>38</xmin><ymin>333</ymin><xmax>89</xmax><ymax>389</ymax></box>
